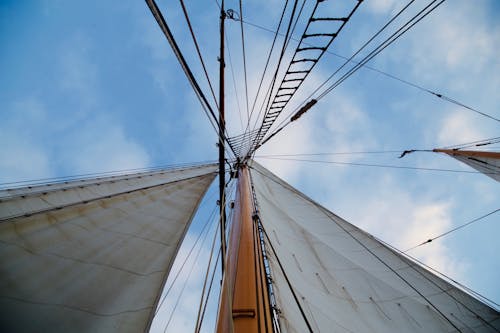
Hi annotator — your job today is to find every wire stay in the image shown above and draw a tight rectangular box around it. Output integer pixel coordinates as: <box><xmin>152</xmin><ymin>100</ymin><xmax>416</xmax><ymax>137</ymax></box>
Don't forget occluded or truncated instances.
<box><xmin>404</xmin><ymin>208</ymin><xmax>500</xmax><ymax>252</ymax></box>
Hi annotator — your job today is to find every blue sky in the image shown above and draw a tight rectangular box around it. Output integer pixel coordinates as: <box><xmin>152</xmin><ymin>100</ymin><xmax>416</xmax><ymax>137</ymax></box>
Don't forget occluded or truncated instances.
<box><xmin>1</xmin><ymin>0</ymin><xmax>499</xmax><ymax>331</ymax></box>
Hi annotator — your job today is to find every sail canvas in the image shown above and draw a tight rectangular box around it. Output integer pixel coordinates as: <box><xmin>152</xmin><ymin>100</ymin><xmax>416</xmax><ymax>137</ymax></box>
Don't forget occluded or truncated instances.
<box><xmin>0</xmin><ymin>164</ymin><xmax>217</xmax><ymax>332</ymax></box>
<box><xmin>249</xmin><ymin>161</ymin><xmax>500</xmax><ymax>332</ymax></box>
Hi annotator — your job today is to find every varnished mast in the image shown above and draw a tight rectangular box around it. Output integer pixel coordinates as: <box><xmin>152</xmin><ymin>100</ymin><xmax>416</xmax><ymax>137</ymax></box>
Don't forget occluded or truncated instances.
<box><xmin>216</xmin><ymin>1</ymin><xmax>272</xmax><ymax>330</ymax></box>
<box><xmin>216</xmin><ymin>166</ymin><xmax>273</xmax><ymax>332</ymax></box>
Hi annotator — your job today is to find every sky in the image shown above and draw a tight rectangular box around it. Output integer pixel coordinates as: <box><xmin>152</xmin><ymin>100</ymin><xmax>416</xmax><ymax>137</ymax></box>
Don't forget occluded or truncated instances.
<box><xmin>1</xmin><ymin>0</ymin><xmax>499</xmax><ymax>332</ymax></box>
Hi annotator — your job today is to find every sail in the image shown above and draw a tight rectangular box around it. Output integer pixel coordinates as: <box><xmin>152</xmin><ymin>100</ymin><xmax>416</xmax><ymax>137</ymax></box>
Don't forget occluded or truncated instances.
<box><xmin>0</xmin><ymin>164</ymin><xmax>217</xmax><ymax>332</ymax></box>
<box><xmin>249</xmin><ymin>161</ymin><xmax>500</xmax><ymax>332</ymax></box>
<box><xmin>434</xmin><ymin>149</ymin><xmax>500</xmax><ymax>182</ymax></box>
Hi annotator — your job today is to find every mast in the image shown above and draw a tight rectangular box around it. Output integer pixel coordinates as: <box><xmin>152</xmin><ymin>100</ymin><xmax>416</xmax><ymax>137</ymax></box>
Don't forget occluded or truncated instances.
<box><xmin>216</xmin><ymin>1</ymin><xmax>273</xmax><ymax>330</ymax></box>
<box><xmin>218</xmin><ymin>0</ymin><xmax>227</xmax><ymax>274</ymax></box>
<box><xmin>216</xmin><ymin>166</ymin><xmax>273</xmax><ymax>332</ymax></box>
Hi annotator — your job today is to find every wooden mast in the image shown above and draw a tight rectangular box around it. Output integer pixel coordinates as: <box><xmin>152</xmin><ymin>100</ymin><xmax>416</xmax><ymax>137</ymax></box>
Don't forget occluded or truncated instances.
<box><xmin>216</xmin><ymin>2</ymin><xmax>272</xmax><ymax>330</ymax></box>
<box><xmin>216</xmin><ymin>165</ymin><xmax>273</xmax><ymax>332</ymax></box>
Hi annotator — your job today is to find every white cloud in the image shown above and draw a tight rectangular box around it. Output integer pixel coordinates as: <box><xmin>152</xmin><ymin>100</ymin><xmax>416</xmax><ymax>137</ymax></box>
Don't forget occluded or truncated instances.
<box><xmin>257</xmin><ymin>119</ymin><xmax>314</xmax><ymax>183</ymax></box>
<box><xmin>63</xmin><ymin>119</ymin><xmax>151</xmax><ymax>174</ymax></box>
<box><xmin>0</xmin><ymin>132</ymin><xmax>53</xmax><ymax>184</ymax></box>
<box><xmin>316</xmin><ymin>91</ymin><xmax>374</xmax><ymax>156</ymax></box>
<box><xmin>0</xmin><ymin>98</ymin><xmax>53</xmax><ymax>184</ymax></box>
<box><xmin>338</xmin><ymin>174</ymin><xmax>467</xmax><ymax>280</ymax></box>
<box><xmin>382</xmin><ymin>1</ymin><xmax>500</xmax><ymax>91</ymax></box>
<box><xmin>404</xmin><ymin>204</ymin><xmax>467</xmax><ymax>278</ymax></box>
<box><xmin>59</xmin><ymin>32</ymin><xmax>99</xmax><ymax>110</ymax></box>
<box><xmin>365</xmin><ymin>0</ymin><xmax>400</xmax><ymax>14</ymax></box>
<box><xmin>437</xmin><ymin>111</ymin><xmax>483</xmax><ymax>147</ymax></box>
<box><xmin>135</xmin><ymin>16</ymin><xmax>177</xmax><ymax>95</ymax></box>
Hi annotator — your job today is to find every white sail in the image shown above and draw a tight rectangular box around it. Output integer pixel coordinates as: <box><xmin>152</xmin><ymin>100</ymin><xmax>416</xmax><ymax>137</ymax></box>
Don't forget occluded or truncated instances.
<box><xmin>0</xmin><ymin>164</ymin><xmax>217</xmax><ymax>332</ymax></box>
<box><xmin>249</xmin><ymin>161</ymin><xmax>500</xmax><ymax>332</ymax></box>
<box><xmin>432</xmin><ymin>149</ymin><xmax>500</xmax><ymax>182</ymax></box>
<box><xmin>450</xmin><ymin>155</ymin><xmax>499</xmax><ymax>182</ymax></box>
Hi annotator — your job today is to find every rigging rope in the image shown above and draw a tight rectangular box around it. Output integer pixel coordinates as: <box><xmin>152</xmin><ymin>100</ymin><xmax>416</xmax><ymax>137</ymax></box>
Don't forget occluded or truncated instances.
<box><xmin>250</xmin><ymin>0</ymin><xmax>303</xmax><ymax>135</ymax></box>
<box><xmin>247</xmin><ymin>0</ymin><xmax>300</xmax><ymax>151</ymax></box>
<box><xmin>194</xmin><ymin>213</ymin><xmax>221</xmax><ymax>332</ymax></box>
<box><xmin>146</xmin><ymin>0</ymin><xmax>219</xmax><ymax>132</ymax></box>
<box><xmin>256</xmin><ymin>156</ymin><xmax>488</xmax><ymax>174</ymax></box>
<box><xmin>241</xmin><ymin>0</ymin><xmax>291</xmax><ymax>135</ymax></box>
<box><xmin>377</xmin><ymin>238</ymin><xmax>500</xmax><ymax>309</ymax></box>
<box><xmin>248</xmin><ymin>0</ymin><xmax>307</xmax><ymax>135</ymax></box>
<box><xmin>179</xmin><ymin>0</ymin><xmax>219</xmax><ymax>110</ymax></box>
<box><xmin>297</xmin><ymin>0</ymin><xmax>418</xmax><ymax>120</ymax></box>
<box><xmin>239</xmin><ymin>0</ymin><xmax>250</xmax><ymax>121</ymax></box>
<box><xmin>225</xmin><ymin>32</ymin><xmax>245</xmax><ymax>131</ymax></box>
<box><xmin>196</xmin><ymin>249</ymin><xmax>221</xmax><ymax>332</ymax></box>
<box><xmin>0</xmin><ymin>160</ymin><xmax>219</xmax><ymax>189</ymax></box>
<box><xmin>404</xmin><ymin>208</ymin><xmax>500</xmax><ymax>252</ymax></box>
<box><xmin>315</xmin><ymin>0</ymin><xmax>447</xmax><ymax>101</ymax></box>
<box><xmin>241</xmin><ymin>17</ymin><xmax>500</xmax><ymax>143</ymax></box>
<box><xmin>162</xmin><ymin>214</ymin><xmax>217</xmax><ymax>333</ymax></box>
<box><xmin>397</xmin><ymin>137</ymin><xmax>500</xmax><ymax>158</ymax></box>
<box><xmin>146</xmin><ymin>0</ymin><xmax>238</xmax><ymax>160</ymax></box>
<box><xmin>257</xmin><ymin>1</ymin><xmax>468</xmax><ymax>152</ymax></box>
<box><xmin>441</xmin><ymin>136</ymin><xmax>500</xmax><ymax>150</ymax></box>
<box><xmin>248</xmin><ymin>0</ymin><xmax>364</xmax><ymax>158</ymax></box>
<box><xmin>154</xmin><ymin>204</ymin><xmax>217</xmax><ymax>316</ymax></box>
<box><xmin>256</xmin><ymin>150</ymin><xmax>407</xmax><ymax>158</ymax></box>
<box><xmin>380</xmin><ymin>236</ymin><xmax>498</xmax><ymax>330</ymax></box>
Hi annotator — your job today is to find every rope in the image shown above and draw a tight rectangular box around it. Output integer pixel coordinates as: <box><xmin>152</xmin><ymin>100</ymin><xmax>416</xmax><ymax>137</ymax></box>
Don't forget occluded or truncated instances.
<box><xmin>225</xmin><ymin>32</ymin><xmax>245</xmax><ymax>131</ymax></box>
<box><xmin>145</xmin><ymin>0</ymin><xmax>220</xmax><ymax>135</ymax></box>
<box><xmin>162</xmin><ymin>214</ymin><xmax>216</xmax><ymax>333</ymax></box>
<box><xmin>248</xmin><ymin>0</ymin><xmax>364</xmax><ymax>157</ymax></box>
<box><xmin>249</xmin><ymin>0</ymin><xmax>300</xmax><ymax>144</ymax></box>
<box><xmin>239</xmin><ymin>0</ymin><xmax>250</xmax><ymax>121</ymax></box>
<box><xmin>404</xmin><ymin>208</ymin><xmax>500</xmax><ymax>252</ymax></box>
<box><xmin>194</xmin><ymin>214</ymin><xmax>221</xmax><ymax>332</ymax></box>
<box><xmin>316</xmin><ymin>0</ymin><xmax>447</xmax><ymax>101</ymax></box>
<box><xmin>242</xmin><ymin>0</ymin><xmax>290</xmax><ymax>136</ymax></box>
<box><xmin>298</xmin><ymin>0</ymin><xmax>418</xmax><ymax>122</ymax></box>
<box><xmin>179</xmin><ymin>0</ymin><xmax>219</xmax><ymax>110</ymax></box>
<box><xmin>197</xmin><ymin>249</ymin><xmax>221</xmax><ymax>332</ymax></box>
<box><xmin>0</xmin><ymin>161</ymin><xmax>218</xmax><ymax>188</ymax></box>
<box><xmin>154</xmin><ymin>205</ymin><xmax>217</xmax><ymax>316</ymax></box>
<box><xmin>256</xmin><ymin>156</ymin><xmax>487</xmax><ymax>174</ymax></box>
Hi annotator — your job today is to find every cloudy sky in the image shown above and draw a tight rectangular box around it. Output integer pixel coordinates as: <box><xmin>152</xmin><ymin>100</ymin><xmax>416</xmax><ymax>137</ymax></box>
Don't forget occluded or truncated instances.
<box><xmin>1</xmin><ymin>0</ymin><xmax>499</xmax><ymax>331</ymax></box>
